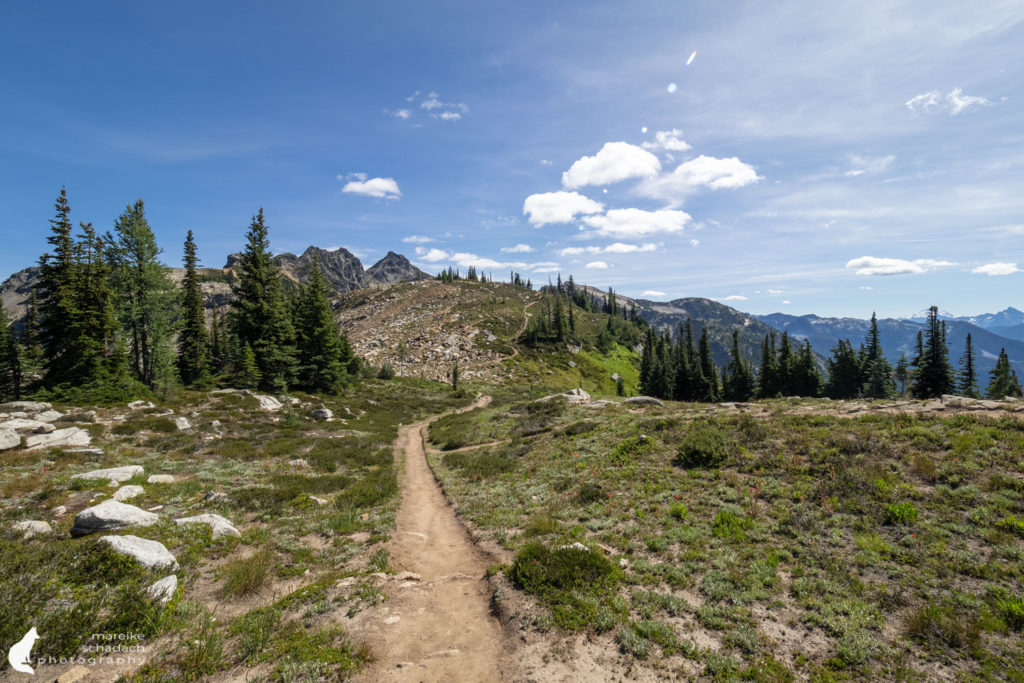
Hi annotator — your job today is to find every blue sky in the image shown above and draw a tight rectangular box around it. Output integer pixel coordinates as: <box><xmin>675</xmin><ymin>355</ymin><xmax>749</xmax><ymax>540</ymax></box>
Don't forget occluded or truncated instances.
<box><xmin>2</xmin><ymin>1</ymin><xmax>1022</xmax><ymax>318</ymax></box>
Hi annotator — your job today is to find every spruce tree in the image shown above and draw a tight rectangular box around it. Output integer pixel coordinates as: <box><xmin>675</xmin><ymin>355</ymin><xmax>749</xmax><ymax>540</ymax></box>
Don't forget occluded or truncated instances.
<box><xmin>451</xmin><ymin>358</ymin><xmax>460</xmax><ymax>391</ymax></box>
<box><xmin>911</xmin><ymin>306</ymin><xmax>954</xmax><ymax>399</ymax></box>
<box><xmin>824</xmin><ymin>339</ymin><xmax>861</xmax><ymax>399</ymax></box>
<box><xmin>986</xmin><ymin>349</ymin><xmax>1022</xmax><ymax>399</ymax></box>
<box><xmin>776</xmin><ymin>331</ymin><xmax>794</xmax><ymax>395</ymax></box>
<box><xmin>791</xmin><ymin>341</ymin><xmax>822</xmax><ymax>397</ymax></box>
<box><xmin>698</xmin><ymin>326</ymin><xmax>719</xmax><ymax>401</ymax></box>
<box><xmin>957</xmin><ymin>332</ymin><xmax>980</xmax><ymax>398</ymax></box>
<box><xmin>73</xmin><ymin>222</ymin><xmax>118</xmax><ymax>385</ymax></box>
<box><xmin>294</xmin><ymin>257</ymin><xmax>350</xmax><ymax>394</ymax></box>
<box><xmin>36</xmin><ymin>187</ymin><xmax>80</xmax><ymax>385</ymax></box>
<box><xmin>894</xmin><ymin>353</ymin><xmax>910</xmax><ymax>398</ymax></box>
<box><xmin>18</xmin><ymin>292</ymin><xmax>44</xmax><ymax>381</ymax></box>
<box><xmin>105</xmin><ymin>200</ymin><xmax>177</xmax><ymax>389</ymax></box>
<box><xmin>0</xmin><ymin>306</ymin><xmax>22</xmax><ymax>400</ymax></box>
<box><xmin>861</xmin><ymin>312</ymin><xmax>895</xmax><ymax>398</ymax></box>
<box><xmin>672</xmin><ymin>325</ymin><xmax>693</xmax><ymax>401</ymax></box>
<box><xmin>232</xmin><ymin>343</ymin><xmax>262</xmax><ymax>389</ymax></box>
<box><xmin>177</xmin><ymin>230</ymin><xmax>209</xmax><ymax>387</ymax></box>
<box><xmin>724</xmin><ymin>329</ymin><xmax>755</xmax><ymax>401</ymax></box>
<box><xmin>757</xmin><ymin>333</ymin><xmax>780</xmax><ymax>398</ymax></box>
<box><xmin>230</xmin><ymin>209</ymin><xmax>296</xmax><ymax>392</ymax></box>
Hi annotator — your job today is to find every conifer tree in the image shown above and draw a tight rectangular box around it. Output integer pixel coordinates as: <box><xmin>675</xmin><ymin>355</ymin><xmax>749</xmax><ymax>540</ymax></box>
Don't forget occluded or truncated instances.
<box><xmin>672</xmin><ymin>325</ymin><xmax>693</xmax><ymax>401</ymax></box>
<box><xmin>757</xmin><ymin>333</ymin><xmax>780</xmax><ymax>398</ymax></box>
<box><xmin>0</xmin><ymin>306</ymin><xmax>22</xmax><ymax>400</ymax></box>
<box><xmin>36</xmin><ymin>188</ymin><xmax>80</xmax><ymax>385</ymax></box>
<box><xmin>232</xmin><ymin>343</ymin><xmax>262</xmax><ymax>389</ymax></box>
<box><xmin>824</xmin><ymin>339</ymin><xmax>861</xmax><ymax>399</ymax></box>
<box><xmin>698</xmin><ymin>326</ymin><xmax>719</xmax><ymax>401</ymax></box>
<box><xmin>986</xmin><ymin>348</ymin><xmax>1022</xmax><ymax>399</ymax></box>
<box><xmin>451</xmin><ymin>358</ymin><xmax>459</xmax><ymax>391</ymax></box>
<box><xmin>894</xmin><ymin>353</ymin><xmax>909</xmax><ymax>397</ymax></box>
<box><xmin>230</xmin><ymin>209</ymin><xmax>296</xmax><ymax>391</ymax></box>
<box><xmin>18</xmin><ymin>292</ymin><xmax>44</xmax><ymax>380</ymax></box>
<box><xmin>177</xmin><ymin>230</ymin><xmax>209</xmax><ymax>387</ymax></box>
<box><xmin>777</xmin><ymin>331</ymin><xmax>794</xmax><ymax>395</ymax></box>
<box><xmin>105</xmin><ymin>200</ymin><xmax>176</xmax><ymax>389</ymax></box>
<box><xmin>911</xmin><ymin>306</ymin><xmax>954</xmax><ymax>398</ymax></box>
<box><xmin>724</xmin><ymin>329</ymin><xmax>755</xmax><ymax>401</ymax></box>
<box><xmin>861</xmin><ymin>312</ymin><xmax>895</xmax><ymax>398</ymax></box>
<box><xmin>957</xmin><ymin>332</ymin><xmax>980</xmax><ymax>398</ymax></box>
<box><xmin>791</xmin><ymin>340</ymin><xmax>822</xmax><ymax>397</ymax></box>
<box><xmin>294</xmin><ymin>257</ymin><xmax>351</xmax><ymax>394</ymax></box>
<box><xmin>639</xmin><ymin>326</ymin><xmax>656</xmax><ymax>394</ymax></box>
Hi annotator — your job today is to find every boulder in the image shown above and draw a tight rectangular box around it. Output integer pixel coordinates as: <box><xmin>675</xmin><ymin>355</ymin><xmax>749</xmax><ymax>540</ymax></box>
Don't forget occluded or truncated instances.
<box><xmin>71</xmin><ymin>500</ymin><xmax>159</xmax><ymax>536</ymax></box>
<box><xmin>99</xmin><ymin>535</ymin><xmax>178</xmax><ymax>570</ymax></box>
<box><xmin>0</xmin><ymin>401</ymin><xmax>51</xmax><ymax>413</ymax></box>
<box><xmin>173</xmin><ymin>417</ymin><xmax>192</xmax><ymax>431</ymax></box>
<box><xmin>62</xmin><ymin>410</ymin><xmax>97</xmax><ymax>423</ymax></box>
<box><xmin>13</xmin><ymin>520</ymin><xmax>52</xmax><ymax>538</ymax></box>
<box><xmin>146</xmin><ymin>575</ymin><xmax>178</xmax><ymax>604</ymax></box>
<box><xmin>289</xmin><ymin>458</ymin><xmax>310</xmax><ymax>468</ymax></box>
<box><xmin>0</xmin><ymin>428</ymin><xmax>20</xmax><ymax>451</ymax></box>
<box><xmin>1</xmin><ymin>418</ymin><xmax>56</xmax><ymax>434</ymax></box>
<box><xmin>113</xmin><ymin>485</ymin><xmax>146</xmax><ymax>502</ymax></box>
<box><xmin>254</xmin><ymin>394</ymin><xmax>283</xmax><ymax>411</ymax></box>
<box><xmin>626</xmin><ymin>396</ymin><xmax>664</xmax><ymax>407</ymax></box>
<box><xmin>128</xmin><ymin>400</ymin><xmax>156</xmax><ymax>410</ymax></box>
<box><xmin>311</xmin><ymin>408</ymin><xmax>334</xmax><ymax>421</ymax></box>
<box><xmin>25</xmin><ymin>427</ymin><xmax>91</xmax><ymax>450</ymax></box>
<box><xmin>71</xmin><ymin>465</ymin><xmax>144</xmax><ymax>484</ymax></box>
<box><xmin>52</xmin><ymin>505</ymin><xmax>67</xmax><ymax>517</ymax></box>
<box><xmin>204</xmin><ymin>491</ymin><xmax>229</xmax><ymax>504</ymax></box>
<box><xmin>175</xmin><ymin>513</ymin><xmax>240</xmax><ymax>539</ymax></box>
<box><xmin>147</xmin><ymin>474</ymin><xmax>174</xmax><ymax>484</ymax></box>
<box><xmin>35</xmin><ymin>410</ymin><xmax>64</xmax><ymax>423</ymax></box>
<box><xmin>57</xmin><ymin>666</ymin><xmax>92</xmax><ymax>683</ymax></box>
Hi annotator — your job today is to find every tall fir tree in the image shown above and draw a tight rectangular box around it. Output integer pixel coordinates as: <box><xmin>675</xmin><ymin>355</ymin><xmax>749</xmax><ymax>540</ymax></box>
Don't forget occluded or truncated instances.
<box><xmin>986</xmin><ymin>348</ymin><xmax>1022</xmax><ymax>399</ymax></box>
<box><xmin>824</xmin><ymin>339</ymin><xmax>861</xmax><ymax>399</ymax></box>
<box><xmin>672</xmin><ymin>325</ymin><xmax>693</xmax><ymax>401</ymax></box>
<box><xmin>894</xmin><ymin>353</ymin><xmax>910</xmax><ymax>398</ymax></box>
<box><xmin>639</xmin><ymin>326</ymin><xmax>656</xmax><ymax>395</ymax></box>
<box><xmin>791</xmin><ymin>340</ymin><xmax>822</xmax><ymax>397</ymax></box>
<box><xmin>0</xmin><ymin>306</ymin><xmax>22</xmax><ymax>400</ymax></box>
<box><xmin>757</xmin><ymin>332</ymin><xmax>780</xmax><ymax>398</ymax></box>
<box><xmin>776</xmin><ymin>331</ymin><xmax>794</xmax><ymax>395</ymax></box>
<box><xmin>177</xmin><ymin>230</ymin><xmax>209</xmax><ymax>387</ymax></box>
<box><xmin>724</xmin><ymin>329</ymin><xmax>755</xmax><ymax>401</ymax></box>
<box><xmin>35</xmin><ymin>188</ymin><xmax>80</xmax><ymax>385</ymax></box>
<box><xmin>697</xmin><ymin>326</ymin><xmax>719</xmax><ymax>402</ymax></box>
<box><xmin>861</xmin><ymin>312</ymin><xmax>895</xmax><ymax>398</ymax></box>
<box><xmin>72</xmin><ymin>222</ymin><xmax>118</xmax><ymax>386</ymax></box>
<box><xmin>105</xmin><ymin>200</ymin><xmax>177</xmax><ymax>389</ymax></box>
<box><xmin>957</xmin><ymin>332</ymin><xmax>980</xmax><ymax>398</ymax></box>
<box><xmin>294</xmin><ymin>257</ymin><xmax>352</xmax><ymax>394</ymax></box>
<box><xmin>230</xmin><ymin>209</ymin><xmax>296</xmax><ymax>392</ymax></box>
<box><xmin>911</xmin><ymin>306</ymin><xmax>955</xmax><ymax>399</ymax></box>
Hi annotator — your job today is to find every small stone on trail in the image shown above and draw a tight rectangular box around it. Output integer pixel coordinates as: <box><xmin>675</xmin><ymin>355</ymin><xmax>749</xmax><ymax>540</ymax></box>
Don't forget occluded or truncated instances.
<box><xmin>175</xmin><ymin>513</ymin><xmax>241</xmax><ymax>539</ymax></box>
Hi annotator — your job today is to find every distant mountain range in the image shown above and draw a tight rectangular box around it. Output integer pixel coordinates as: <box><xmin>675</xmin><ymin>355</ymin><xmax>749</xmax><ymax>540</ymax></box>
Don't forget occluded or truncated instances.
<box><xmin>758</xmin><ymin>312</ymin><xmax>1024</xmax><ymax>380</ymax></box>
<box><xmin>903</xmin><ymin>307</ymin><xmax>1024</xmax><ymax>342</ymax></box>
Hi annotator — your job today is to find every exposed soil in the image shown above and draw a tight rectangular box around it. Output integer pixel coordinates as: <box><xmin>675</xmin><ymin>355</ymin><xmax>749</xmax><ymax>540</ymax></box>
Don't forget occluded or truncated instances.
<box><xmin>355</xmin><ymin>395</ymin><xmax>515</xmax><ymax>682</ymax></box>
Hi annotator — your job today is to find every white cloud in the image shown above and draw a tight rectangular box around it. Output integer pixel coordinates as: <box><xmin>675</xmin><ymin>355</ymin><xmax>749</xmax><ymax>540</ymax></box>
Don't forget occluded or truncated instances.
<box><xmin>690</xmin><ymin>239</ymin><xmax>700</xmax><ymax>247</ymax></box>
<box><xmin>393</xmin><ymin>108</ymin><xmax>412</xmax><ymax>120</ymax></box>
<box><xmin>845</xmin><ymin>154</ymin><xmax>895</xmax><ymax>177</ymax></box>
<box><xmin>523</xmin><ymin>191</ymin><xmax>604</xmax><ymax>227</ymax></box>
<box><xmin>436</xmin><ymin>111</ymin><xmax>462</xmax><ymax>121</ymax></box>
<box><xmin>561</xmin><ymin>142</ymin><xmax>661</xmax><ymax>190</ymax></box>
<box><xmin>905</xmin><ymin>88</ymin><xmax>991</xmax><ymax>115</ymax></box>
<box><xmin>972</xmin><ymin>262</ymin><xmax>1020</xmax><ymax>276</ymax></box>
<box><xmin>500</xmin><ymin>244</ymin><xmax>533</xmax><ymax>253</ymax></box>
<box><xmin>540</xmin><ymin>159</ymin><xmax>553</xmax><ymax>166</ymax></box>
<box><xmin>767</xmin><ymin>288</ymin><xmax>783</xmax><ymax>294</ymax></box>
<box><xmin>845</xmin><ymin>256</ymin><xmax>957</xmax><ymax>276</ymax></box>
<box><xmin>339</xmin><ymin>174</ymin><xmax>401</xmax><ymax>200</ymax></box>
<box><xmin>859</xmin><ymin>286</ymin><xmax>873</xmax><ymax>290</ymax></box>
<box><xmin>560</xmin><ymin>242</ymin><xmax>657</xmax><ymax>256</ymax></box>
<box><xmin>531</xmin><ymin>262</ymin><xmax>561</xmax><ymax>273</ymax></box>
<box><xmin>415</xmin><ymin>247</ymin><xmax>450</xmax><ymax>262</ymax></box>
<box><xmin>781</xmin><ymin>300</ymin><xmax>792</xmax><ymax>305</ymax></box>
<box><xmin>581</xmin><ymin>208</ymin><xmax>691</xmax><ymax>237</ymax></box>
<box><xmin>414</xmin><ymin>247</ymin><xmax>558</xmax><ymax>273</ymax></box>
<box><xmin>669</xmin><ymin>155</ymin><xmax>761</xmax><ymax>190</ymax></box>
<box><xmin>642</xmin><ymin>290</ymin><xmax>667</xmax><ymax>297</ymax></box>
<box><xmin>719</xmin><ymin>295</ymin><xmax>748</xmax><ymax>301</ymax></box>
<box><xmin>403</xmin><ymin>235</ymin><xmax>434</xmax><ymax>244</ymax></box>
<box><xmin>641</xmin><ymin>129</ymin><xmax>692</xmax><ymax>153</ymax></box>
<box><xmin>585</xmin><ymin>261</ymin><xmax>609</xmax><ymax>269</ymax></box>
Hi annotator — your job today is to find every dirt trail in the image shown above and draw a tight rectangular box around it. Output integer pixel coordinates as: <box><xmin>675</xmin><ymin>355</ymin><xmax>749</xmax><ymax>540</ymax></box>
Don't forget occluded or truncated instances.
<box><xmin>356</xmin><ymin>395</ymin><xmax>512</xmax><ymax>682</ymax></box>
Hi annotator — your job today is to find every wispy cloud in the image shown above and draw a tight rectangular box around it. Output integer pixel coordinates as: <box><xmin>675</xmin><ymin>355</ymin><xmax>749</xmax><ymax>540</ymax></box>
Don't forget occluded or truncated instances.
<box><xmin>500</xmin><ymin>243</ymin><xmax>533</xmax><ymax>253</ymax></box>
<box><xmin>905</xmin><ymin>88</ymin><xmax>991</xmax><ymax>116</ymax></box>
<box><xmin>559</xmin><ymin>242</ymin><xmax>657</xmax><ymax>256</ymax></box>
<box><xmin>642</xmin><ymin>290</ymin><xmax>667</xmax><ymax>297</ymax></box>
<box><xmin>845</xmin><ymin>256</ymin><xmax>957</xmax><ymax>276</ymax></box>
<box><xmin>845</xmin><ymin>154</ymin><xmax>895</xmax><ymax>177</ymax></box>
<box><xmin>402</xmin><ymin>235</ymin><xmax>434</xmax><ymax>244</ymax></box>
<box><xmin>718</xmin><ymin>295</ymin><xmax>748</xmax><ymax>302</ymax></box>
<box><xmin>338</xmin><ymin>173</ymin><xmax>401</xmax><ymax>200</ymax></box>
<box><xmin>389</xmin><ymin>91</ymin><xmax>469</xmax><ymax>123</ymax></box>
<box><xmin>641</xmin><ymin>129</ymin><xmax>692</xmax><ymax>153</ymax></box>
<box><xmin>971</xmin><ymin>262</ymin><xmax>1020</xmax><ymax>276</ymax></box>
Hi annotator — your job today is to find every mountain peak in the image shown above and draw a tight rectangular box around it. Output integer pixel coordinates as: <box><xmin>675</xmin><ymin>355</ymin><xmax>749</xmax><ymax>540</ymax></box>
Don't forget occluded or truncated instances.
<box><xmin>366</xmin><ymin>252</ymin><xmax>430</xmax><ymax>286</ymax></box>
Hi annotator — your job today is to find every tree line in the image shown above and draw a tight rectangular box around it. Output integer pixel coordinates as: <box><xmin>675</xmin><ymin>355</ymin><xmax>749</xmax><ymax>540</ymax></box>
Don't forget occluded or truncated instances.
<box><xmin>0</xmin><ymin>189</ymin><xmax>358</xmax><ymax>403</ymax></box>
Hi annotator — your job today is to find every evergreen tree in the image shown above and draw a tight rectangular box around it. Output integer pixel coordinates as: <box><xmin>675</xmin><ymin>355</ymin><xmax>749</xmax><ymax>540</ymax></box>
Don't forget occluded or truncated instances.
<box><xmin>232</xmin><ymin>343</ymin><xmax>262</xmax><ymax>389</ymax></box>
<box><xmin>177</xmin><ymin>230</ymin><xmax>209</xmax><ymax>387</ymax></box>
<box><xmin>911</xmin><ymin>306</ymin><xmax>955</xmax><ymax>398</ymax></box>
<box><xmin>451</xmin><ymin>358</ymin><xmax>460</xmax><ymax>391</ymax></box>
<box><xmin>791</xmin><ymin>340</ymin><xmax>822</xmax><ymax>397</ymax></box>
<box><xmin>986</xmin><ymin>348</ymin><xmax>1022</xmax><ymax>399</ymax></box>
<box><xmin>724</xmin><ymin>329</ymin><xmax>755</xmax><ymax>401</ymax></box>
<box><xmin>757</xmin><ymin>333</ymin><xmax>780</xmax><ymax>398</ymax></box>
<box><xmin>776</xmin><ymin>331</ymin><xmax>794</xmax><ymax>395</ymax></box>
<box><xmin>639</xmin><ymin>326</ymin><xmax>656</xmax><ymax>395</ymax></box>
<box><xmin>553</xmin><ymin>296</ymin><xmax>567</xmax><ymax>342</ymax></box>
<box><xmin>616</xmin><ymin>375</ymin><xmax>625</xmax><ymax>396</ymax></box>
<box><xmin>73</xmin><ymin>222</ymin><xmax>118</xmax><ymax>385</ymax></box>
<box><xmin>294</xmin><ymin>257</ymin><xmax>351</xmax><ymax>394</ymax></box>
<box><xmin>18</xmin><ymin>292</ymin><xmax>44</xmax><ymax>381</ymax></box>
<box><xmin>957</xmin><ymin>332</ymin><xmax>980</xmax><ymax>398</ymax></box>
<box><xmin>208</xmin><ymin>308</ymin><xmax>229</xmax><ymax>372</ymax></box>
<box><xmin>230</xmin><ymin>209</ymin><xmax>296</xmax><ymax>391</ymax></box>
<box><xmin>697</xmin><ymin>326</ymin><xmax>719</xmax><ymax>401</ymax></box>
<box><xmin>36</xmin><ymin>188</ymin><xmax>80</xmax><ymax>385</ymax></box>
<box><xmin>672</xmin><ymin>325</ymin><xmax>693</xmax><ymax>401</ymax></box>
<box><xmin>824</xmin><ymin>339</ymin><xmax>861</xmax><ymax>399</ymax></box>
<box><xmin>894</xmin><ymin>353</ymin><xmax>910</xmax><ymax>398</ymax></box>
<box><xmin>0</xmin><ymin>306</ymin><xmax>22</xmax><ymax>400</ymax></box>
<box><xmin>105</xmin><ymin>200</ymin><xmax>177</xmax><ymax>389</ymax></box>
<box><xmin>860</xmin><ymin>312</ymin><xmax>895</xmax><ymax>398</ymax></box>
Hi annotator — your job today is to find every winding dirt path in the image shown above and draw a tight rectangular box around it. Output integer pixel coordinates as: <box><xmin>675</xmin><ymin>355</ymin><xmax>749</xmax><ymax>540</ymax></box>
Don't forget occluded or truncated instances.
<box><xmin>356</xmin><ymin>395</ymin><xmax>512</xmax><ymax>682</ymax></box>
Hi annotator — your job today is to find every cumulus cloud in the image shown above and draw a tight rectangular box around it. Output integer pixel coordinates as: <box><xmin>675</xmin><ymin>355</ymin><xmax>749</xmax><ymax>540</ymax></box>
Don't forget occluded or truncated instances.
<box><xmin>559</xmin><ymin>242</ymin><xmax>657</xmax><ymax>256</ymax></box>
<box><xmin>781</xmin><ymin>300</ymin><xmax>792</xmax><ymax>305</ymax></box>
<box><xmin>906</xmin><ymin>88</ymin><xmax>991</xmax><ymax>115</ymax></box>
<box><xmin>718</xmin><ymin>295</ymin><xmax>748</xmax><ymax>302</ymax></box>
<box><xmin>581</xmin><ymin>208</ymin><xmax>691</xmax><ymax>237</ymax></box>
<box><xmin>540</xmin><ymin>159</ymin><xmax>553</xmax><ymax>166</ymax></box>
<box><xmin>767</xmin><ymin>288</ymin><xmax>783</xmax><ymax>294</ymax></box>
<box><xmin>339</xmin><ymin>174</ymin><xmax>401</xmax><ymax>200</ymax></box>
<box><xmin>403</xmin><ymin>235</ymin><xmax>434</xmax><ymax>244</ymax></box>
<box><xmin>414</xmin><ymin>246</ymin><xmax>558</xmax><ymax>273</ymax></box>
<box><xmin>845</xmin><ymin>154</ymin><xmax>895</xmax><ymax>177</ymax></box>
<box><xmin>690</xmin><ymin>239</ymin><xmax>700</xmax><ymax>247</ymax></box>
<box><xmin>500</xmin><ymin>244</ymin><xmax>533</xmax><ymax>253</ymax></box>
<box><xmin>436</xmin><ymin>111</ymin><xmax>462</xmax><ymax>121</ymax></box>
<box><xmin>585</xmin><ymin>261</ymin><xmax>609</xmax><ymax>269</ymax></box>
<box><xmin>393</xmin><ymin>108</ymin><xmax>412</xmax><ymax>120</ymax></box>
<box><xmin>845</xmin><ymin>256</ymin><xmax>957</xmax><ymax>276</ymax></box>
<box><xmin>637</xmin><ymin>155</ymin><xmax>761</xmax><ymax>202</ymax></box>
<box><xmin>561</xmin><ymin>142</ymin><xmax>661</xmax><ymax>190</ymax></box>
<box><xmin>972</xmin><ymin>262</ymin><xmax>1020</xmax><ymax>276</ymax></box>
<box><xmin>415</xmin><ymin>247</ymin><xmax>450</xmax><ymax>262</ymax></box>
<box><xmin>641</xmin><ymin>129</ymin><xmax>692</xmax><ymax>153</ymax></box>
<box><xmin>523</xmin><ymin>191</ymin><xmax>604</xmax><ymax>227</ymax></box>
<box><xmin>642</xmin><ymin>290</ymin><xmax>667</xmax><ymax>297</ymax></box>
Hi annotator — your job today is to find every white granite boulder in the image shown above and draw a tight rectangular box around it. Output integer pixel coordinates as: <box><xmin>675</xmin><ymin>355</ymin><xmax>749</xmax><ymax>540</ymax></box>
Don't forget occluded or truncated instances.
<box><xmin>626</xmin><ymin>396</ymin><xmax>664</xmax><ymax>407</ymax></box>
<box><xmin>71</xmin><ymin>500</ymin><xmax>159</xmax><ymax>536</ymax></box>
<box><xmin>173</xmin><ymin>417</ymin><xmax>192</xmax><ymax>431</ymax></box>
<box><xmin>13</xmin><ymin>520</ymin><xmax>52</xmax><ymax>538</ymax></box>
<box><xmin>71</xmin><ymin>465</ymin><xmax>144</xmax><ymax>484</ymax></box>
<box><xmin>128</xmin><ymin>400</ymin><xmax>156</xmax><ymax>410</ymax></box>
<box><xmin>146</xmin><ymin>575</ymin><xmax>178</xmax><ymax>604</ymax></box>
<box><xmin>147</xmin><ymin>474</ymin><xmax>175</xmax><ymax>484</ymax></box>
<box><xmin>175</xmin><ymin>513</ymin><xmax>240</xmax><ymax>539</ymax></box>
<box><xmin>100</xmin><ymin>535</ymin><xmax>178</xmax><ymax>570</ymax></box>
<box><xmin>311</xmin><ymin>408</ymin><xmax>333</xmax><ymax>421</ymax></box>
<box><xmin>1</xmin><ymin>418</ymin><xmax>57</xmax><ymax>434</ymax></box>
<box><xmin>36</xmin><ymin>410</ymin><xmax>64</xmax><ymax>423</ymax></box>
<box><xmin>25</xmin><ymin>427</ymin><xmax>91</xmax><ymax>450</ymax></box>
<box><xmin>253</xmin><ymin>394</ymin><xmax>283</xmax><ymax>411</ymax></box>
<box><xmin>113</xmin><ymin>485</ymin><xmax>146</xmax><ymax>502</ymax></box>
<box><xmin>0</xmin><ymin>401</ymin><xmax>51</xmax><ymax>413</ymax></box>
<box><xmin>0</xmin><ymin>428</ymin><xmax>20</xmax><ymax>451</ymax></box>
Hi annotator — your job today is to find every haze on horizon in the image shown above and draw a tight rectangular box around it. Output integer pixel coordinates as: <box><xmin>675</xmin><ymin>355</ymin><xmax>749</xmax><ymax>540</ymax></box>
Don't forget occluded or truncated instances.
<box><xmin>1</xmin><ymin>0</ymin><xmax>1022</xmax><ymax>319</ymax></box>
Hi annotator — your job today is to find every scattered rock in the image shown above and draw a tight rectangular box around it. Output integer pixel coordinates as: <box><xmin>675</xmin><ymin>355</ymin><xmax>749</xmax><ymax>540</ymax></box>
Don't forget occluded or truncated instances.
<box><xmin>568</xmin><ymin>361</ymin><xmax>577</xmax><ymax>368</ymax></box>
<box><xmin>57</xmin><ymin>665</ymin><xmax>92</xmax><ymax>683</ymax></box>
<box><xmin>72</xmin><ymin>465</ymin><xmax>144</xmax><ymax>484</ymax></box>
<box><xmin>0</xmin><ymin>400</ymin><xmax>51</xmax><ymax>413</ymax></box>
<box><xmin>312</xmin><ymin>408</ymin><xmax>334</xmax><ymax>421</ymax></box>
<box><xmin>289</xmin><ymin>458</ymin><xmax>309</xmax><ymax>468</ymax></box>
<box><xmin>384</xmin><ymin>615</ymin><xmax>401</xmax><ymax>624</ymax></box>
<box><xmin>100</xmin><ymin>535</ymin><xmax>178</xmax><ymax>570</ymax></box>
<box><xmin>424</xmin><ymin>649</ymin><xmax>460</xmax><ymax>659</ymax></box>
<box><xmin>62</xmin><ymin>410</ymin><xmax>97</xmax><ymax>423</ymax></box>
<box><xmin>68</xmin><ymin>447</ymin><xmax>104</xmax><ymax>456</ymax></box>
<box><xmin>204</xmin><ymin>491</ymin><xmax>229</xmax><ymax>503</ymax></box>
<box><xmin>210</xmin><ymin>420</ymin><xmax>223</xmax><ymax>431</ymax></box>
<box><xmin>309</xmin><ymin>495</ymin><xmax>329</xmax><ymax>505</ymax></box>
<box><xmin>148</xmin><ymin>505</ymin><xmax>164</xmax><ymax>512</ymax></box>
<box><xmin>35</xmin><ymin>410</ymin><xmax>64</xmax><ymax>423</ymax></box>
<box><xmin>559</xmin><ymin>542</ymin><xmax>590</xmax><ymax>552</ymax></box>
<box><xmin>13</xmin><ymin>520</ymin><xmax>52</xmax><ymax>538</ymax></box>
<box><xmin>71</xmin><ymin>500</ymin><xmax>159</xmax><ymax>536</ymax></box>
<box><xmin>52</xmin><ymin>505</ymin><xmax>67</xmax><ymax>517</ymax></box>
<box><xmin>537</xmin><ymin>387</ymin><xmax>591</xmax><ymax>405</ymax></box>
<box><xmin>146</xmin><ymin>575</ymin><xmax>178</xmax><ymax>604</ymax></box>
<box><xmin>254</xmin><ymin>394</ymin><xmax>283</xmax><ymax>411</ymax></box>
<box><xmin>173</xmin><ymin>417</ymin><xmax>192</xmax><ymax>431</ymax></box>
<box><xmin>586</xmin><ymin>400</ymin><xmax>612</xmax><ymax>409</ymax></box>
<box><xmin>147</xmin><ymin>474</ymin><xmax>174</xmax><ymax>484</ymax></box>
<box><xmin>280</xmin><ymin>396</ymin><xmax>301</xmax><ymax>406</ymax></box>
<box><xmin>611</xmin><ymin>373</ymin><xmax>622</xmax><ymax>382</ymax></box>
<box><xmin>25</xmin><ymin>427</ymin><xmax>91</xmax><ymax>450</ymax></box>
<box><xmin>395</xmin><ymin>571</ymin><xmax>421</xmax><ymax>582</ymax></box>
<box><xmin>626</xmin><ymin>396</ymin><xmax>664</xmax><ymax>407</ymax></box>
<box><xmin>1</xmin><ymin>418</ymin><xmax>57</xmax><ymax>434</ymax></box>
<box><xmin>0</xmin><ymin>428</ymin><xmax>19</xmax><ymax>451</ymax></box>
<box><xmin>175</xmin><ymin>513</ymin><xmax>241</xmax><ymax>539</ymax></box>
<box><xmin>128</xmin><ymin>400</ymin><xmax>156</xmax><ymax>410</ymax></box>
<box><xmin>113</xmin><ymin>485</ymin><xmax>146</xmax><ymax>502</ymax></box>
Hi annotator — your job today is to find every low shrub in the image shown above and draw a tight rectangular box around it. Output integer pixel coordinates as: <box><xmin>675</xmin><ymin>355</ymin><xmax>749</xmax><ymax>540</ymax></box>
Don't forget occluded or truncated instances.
<box><xmin>222</xmin><ymin>549</ymin><xmax>274</xmax><ymax>597</ymax></box>
<box><xmin>997</xmin><ymin>595</ymin><xmax>1024</xmax><ymax>631</ymax></box>
<box><xmin>885</xmin><ymin>502</ymin><xmax>918</xmax><ymax>525</ymax></box>
<box><xmin>676</xmin><ymin>425</ymin><xmax>729</xmax><ymax>469</ymax></box>
<box><xmin>442</xmin><ymin>451</ymin><xmax>517</xmax><ymax>479</ymax></box>
<box><xmin>905</xmin><ymin>603</ymin><xmax>980</xmax><ymax>649</ymax></box>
